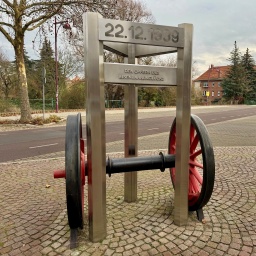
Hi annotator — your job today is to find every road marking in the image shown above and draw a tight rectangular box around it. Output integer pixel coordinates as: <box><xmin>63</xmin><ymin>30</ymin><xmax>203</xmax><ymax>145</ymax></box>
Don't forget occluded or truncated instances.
<box><xmin>211</xmin><ymin>118</ymin><xmax>216</xmax><ymax>121</ymax></box>
<box><xmin>29</xmin><ymin>143</ymin><xmax>58</xmax><ymax>149</ymax></box>
<box><xmin>148</xmin><ymin>128</ymin><xmax>159</xmax><ymax>131</ymax></box>
<box><xmin>120</xmin><ymin>132</ymin><xmax>125</xmax><ymax>135</ymax></box>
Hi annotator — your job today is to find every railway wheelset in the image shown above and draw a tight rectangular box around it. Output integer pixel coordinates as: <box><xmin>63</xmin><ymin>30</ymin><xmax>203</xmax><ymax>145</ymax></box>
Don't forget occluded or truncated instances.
<box><xmin>53</xmin><ymin>12</ymin><xmax>216</xmax><ymax>248</ymax></box>
<box><xmin>54</xmin><ymin>113</ymin><xmax>215</xmax><ymax>233</ymax></box>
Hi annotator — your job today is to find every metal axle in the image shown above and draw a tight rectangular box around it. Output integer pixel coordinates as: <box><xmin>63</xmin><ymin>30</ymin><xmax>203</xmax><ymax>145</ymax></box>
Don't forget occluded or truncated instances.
<box><xmin>106</xmin><ymin>153</ymin><xmax>175</xmax><ymax>176</ymax></box>
<box><xmin>54</xmin><ymin>153</ymin><xmax>175</xmax><ymax>179</ymax></box>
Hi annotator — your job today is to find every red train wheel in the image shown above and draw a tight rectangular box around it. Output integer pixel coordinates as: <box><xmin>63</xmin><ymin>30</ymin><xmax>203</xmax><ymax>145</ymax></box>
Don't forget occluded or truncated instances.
<box><xmin>169</xmin><ymin>114</ymin><xmax>215</xmax><ymax>211</ymax></box>
<box><xmin>65</xmin><ymin>113</ymin><xmax>85</xmax><ymax>229</ymax></box>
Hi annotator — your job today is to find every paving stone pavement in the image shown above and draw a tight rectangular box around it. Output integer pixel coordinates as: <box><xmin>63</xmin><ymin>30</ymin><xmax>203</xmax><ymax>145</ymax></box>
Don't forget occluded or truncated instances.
<box><xmin>0</xmin><ymin>113</ymin><xmax>256</xmax><ymax>255</ymax></box>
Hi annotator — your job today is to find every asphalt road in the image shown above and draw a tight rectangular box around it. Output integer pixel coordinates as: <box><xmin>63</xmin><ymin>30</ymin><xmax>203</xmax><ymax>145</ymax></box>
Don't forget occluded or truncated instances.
<box><xmin>0</xmin><ymin>105</ymin><xmax>255</xmax><ymax>163</ymax></box>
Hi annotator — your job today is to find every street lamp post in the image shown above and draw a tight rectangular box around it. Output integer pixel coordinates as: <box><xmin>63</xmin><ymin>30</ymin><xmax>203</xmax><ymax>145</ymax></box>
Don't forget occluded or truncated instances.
<box><xmin>54</xmin><ymin>17</ymin><xmax>71</xmax><ymax>113</ymax></box>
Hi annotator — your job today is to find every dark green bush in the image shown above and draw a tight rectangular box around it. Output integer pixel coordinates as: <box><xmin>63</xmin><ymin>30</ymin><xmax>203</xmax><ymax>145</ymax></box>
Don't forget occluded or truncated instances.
<box><xmin>60</xmin><ymin>82</ymin><xmax>86</xmax><ymax>109</ymax></box>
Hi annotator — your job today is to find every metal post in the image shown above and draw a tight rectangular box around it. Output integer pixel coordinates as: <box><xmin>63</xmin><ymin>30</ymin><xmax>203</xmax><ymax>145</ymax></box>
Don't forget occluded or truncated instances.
<box><xmin>174</xmin><ymin>23</ymin><xmax>193</xmax><ymax>226</ymax></box>
<box><xmin>42</xmin><ymin>67</ymin><xmax>46</xmax><ymax>120</ymax></box>
<box><xmin>84</xmin><ymin>12</ymin><xmax>106</xmax><ymax>242</ymax></box>
<box><xmin>54</xmin><ymin>18</ymin><xmax>71</xmax><ymax>113</ymax></box>
<box><xmin>124</xmin><ymin>44</ymin><xmax>138</xmax><ymax>202</ymax></box>
<box><xmin>54</xmin><ymin>16</ymin><xmax>59</xmax><ymax>113</ymax></box>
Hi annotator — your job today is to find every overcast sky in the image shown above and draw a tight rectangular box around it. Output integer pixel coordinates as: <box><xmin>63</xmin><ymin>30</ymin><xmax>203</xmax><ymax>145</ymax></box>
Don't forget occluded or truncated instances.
<box><xmin>1</xmin><ymin>0</ymin><xmax>255</xmax><ymax>76</ymax></box>
<box><xmin>144</xmin><ymin>0</ymin><xmax>256</xmax><ymax>75</ymax></box>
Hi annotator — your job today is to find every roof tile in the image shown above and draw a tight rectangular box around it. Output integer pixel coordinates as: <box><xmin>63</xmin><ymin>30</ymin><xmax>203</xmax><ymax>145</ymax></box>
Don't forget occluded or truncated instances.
<box><xmin>194</xmin><ymin>65</ymin><xmax>230</xmax><ymax>81</ymax></box>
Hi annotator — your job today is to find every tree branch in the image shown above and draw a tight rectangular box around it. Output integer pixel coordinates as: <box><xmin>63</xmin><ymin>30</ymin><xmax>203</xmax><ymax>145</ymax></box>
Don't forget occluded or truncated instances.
<box><xmin>25</xmin><ymin>0</ymin><xmax>84</xmax><ymax>10</ymax></box>
<box><xmin>23</xmin><ymin>5</ymin><xmax>63</xmax><ymax>32</ymax></box>
<box><xmin>0</xmin><ymin>7</ymin><xmax>13</xmax><ymax>16</ymax></box>
<box><xmin>0</xmin><ymin>25</ymin><xmax>14</xmax><ymax>46</ymax></box>
<box><xmin>1</xmin><ymin>0</ymin><xmax>14</xmax><ymax>8</ymax></box>
<box><xmin>25</xmin><ymin>16</ymin><xmax>54</xmax><ymax>31</ymax></box>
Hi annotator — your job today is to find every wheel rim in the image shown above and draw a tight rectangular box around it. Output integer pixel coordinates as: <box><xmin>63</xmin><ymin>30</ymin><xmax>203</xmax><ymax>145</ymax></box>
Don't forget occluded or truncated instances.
<box><xmin>66</xmin><ymin>113</ymin><xmax>84</xmax><ymax>229</ymax></box>
<box><xmin>188</xmin><ymin>124</ymin><xmax>203</xmax><ymax>205</ymax></box>
<box><xmin>80</xmin><ymin>134</ymin><xmax>85</xmax><ymax>219</ymax></box>
<box><xmin>169</xmin><ymin>115</ymin><xmax>215</xmax><ymax>211</ymax></box>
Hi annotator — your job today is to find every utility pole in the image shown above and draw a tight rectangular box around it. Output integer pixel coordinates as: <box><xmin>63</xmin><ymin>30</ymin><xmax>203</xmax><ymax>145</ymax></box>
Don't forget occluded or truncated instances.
<box><xmin>54</xmin><ymin>17</ymin><xmax>71</xmax><ymax>113</ymax></box>
<box><xmin>42</xmin><ymin>67</ymin><xmax>46</xmax><ymax>119</ymax></box>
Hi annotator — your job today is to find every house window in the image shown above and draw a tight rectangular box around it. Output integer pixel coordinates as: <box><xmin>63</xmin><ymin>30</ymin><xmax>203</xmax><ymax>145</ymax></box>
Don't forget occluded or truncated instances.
<box><xmin>203</xmin><ymin>91</ymin><xmax>210</xmax><ymax>97</ymax></box>
<box><xmin>212</xmin><ymin>91</ymin><xmax>214</xmax><ymax>96</ymax></box>
<box><xmin>218</xmin><ymin>91</ymin><xmax>220</xmax><ymax>96</ymax></box>
<box><xmin>203</xmin><ymin>82</ymin><xmax>208</xmax><ymax>87</ymax></box>
<box><xmin>212</xmin><ymin>82</ymin><xmax>215</xmax><ymax>87</ymax></box>
<box><xmin>218</xmin><ymin>82</ymin><xmax>221</xmax><ymax>87</ymax></box>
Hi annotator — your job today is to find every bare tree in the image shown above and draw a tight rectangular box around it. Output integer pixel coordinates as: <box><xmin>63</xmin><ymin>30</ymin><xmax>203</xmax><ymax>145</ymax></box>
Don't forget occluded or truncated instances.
<box><xmin>58</xmin><ymin>48</ymin><xmax>84</xmax><ymax>80</ymax></box>
<box><xmin>0</xmin><ymin>0</ymin><xmax>116</xmax><ymax>121</ymax></box>
<box><xmin>0</xmin><ymin>48</ymin><xmax>16</xmax><ymax>99</ymax></box>
<box><xmin>153</xmin><ymin>55</ymin><xmax>177</xmax><ymax>68</ymax></box>
<box><xmin>110</xmin><ymin>0</ymin><xmax>154</xmax><ymax>23</ymax></box>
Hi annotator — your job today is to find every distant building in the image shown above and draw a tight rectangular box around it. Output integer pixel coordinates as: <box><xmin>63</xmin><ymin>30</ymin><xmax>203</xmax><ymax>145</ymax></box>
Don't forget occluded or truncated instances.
<box><xmin>65</xmin><ymin>76</ymin><xmax>83</xmax><ymax>88</ymax></box>
<box><xmin>194</xmin><ymin>64</ymin><xmax>229</xmax><ymax>104</ymax></box>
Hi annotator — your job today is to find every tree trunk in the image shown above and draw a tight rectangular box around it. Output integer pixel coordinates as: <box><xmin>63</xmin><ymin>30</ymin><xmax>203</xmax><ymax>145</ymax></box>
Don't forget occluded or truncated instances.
<box><xmin>15</xmin><ymin>41</ymin><xmax>32</xmax><ymax>122</ymax></box>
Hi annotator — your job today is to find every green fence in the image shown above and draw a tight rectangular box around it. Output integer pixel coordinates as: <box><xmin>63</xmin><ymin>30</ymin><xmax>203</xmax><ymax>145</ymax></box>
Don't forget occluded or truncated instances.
<box><xmin>105</xmin><ymin>100</ymin><xmax>124</xmax><ymax>108</ymax></box>
<box><xmin>29</xmin><ymin>99</ymin><xmax>55</xmax><ymax>110</ymax></box>
<box><xmin>7</xmin><ymin>98</ymin><xmax>55</xmax><ymax>110</ymax></box>
<box><xmin>245</xmin><ymin>99</ymin><xmax>256</xmax><ymax>105</ymax></box>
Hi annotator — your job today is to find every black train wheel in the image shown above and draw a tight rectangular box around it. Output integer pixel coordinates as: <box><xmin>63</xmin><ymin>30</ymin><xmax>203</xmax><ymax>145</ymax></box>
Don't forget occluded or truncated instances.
<box><xmin>65</xmin><ymin>113</ymin><xmax>85</xmax><ymax>229</ymax></box>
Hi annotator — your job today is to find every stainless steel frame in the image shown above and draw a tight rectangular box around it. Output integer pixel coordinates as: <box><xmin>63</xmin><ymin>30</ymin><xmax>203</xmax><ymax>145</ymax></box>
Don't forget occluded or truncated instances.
<box><xmin>175</xmin><ymin>24</ymin><xmax>193</xmax><ymax>225</ymax></box>
<box><xmin>124</xmin><ymin>44</ymin><xmax>138</xmax><ymax>202</ymax></box>
<box><xmin>103</xmin><ymin>63</ymin><xmax>177</xmax><ymax>86</ymax></box>
<box><xmin>83</xmin><ymin>13</ymin><xmax>106</xmax><ymax>242</ymax></box>
<box><xmin>84</xmin><ymin>12</ymin><xmax>193</xmax><ymax>241</ymax></box>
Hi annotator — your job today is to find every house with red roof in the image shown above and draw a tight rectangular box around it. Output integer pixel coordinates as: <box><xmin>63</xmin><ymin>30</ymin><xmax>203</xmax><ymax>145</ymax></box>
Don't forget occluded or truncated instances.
<box><xmin>194</xmin><ymin>64</ymin><xmax>230</xmax><ymax>104</ymax></box>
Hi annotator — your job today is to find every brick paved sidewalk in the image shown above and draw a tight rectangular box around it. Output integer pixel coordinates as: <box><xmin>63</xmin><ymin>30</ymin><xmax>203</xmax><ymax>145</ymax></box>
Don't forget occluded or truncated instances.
<box><xmin>1</xmin><ymin>112</ymin><xmax>256</xmax><ymax>255</ymax></box>
<box><xmin>0</xmin><ymin>146</ymin><xmax>256</xmax><ymax>256</ymax></box>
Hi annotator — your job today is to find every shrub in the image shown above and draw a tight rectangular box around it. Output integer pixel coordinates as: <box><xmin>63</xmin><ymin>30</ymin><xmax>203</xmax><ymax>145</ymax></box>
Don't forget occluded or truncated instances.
<box><xmin>0</xmin><ymin>114</ymin><xmax>62</xmax><ymax>125</ymax></box>
<box><xmin>0</xmin><ymin>99</ymin><xmax>19</xmax><ymax>113</ymax></box>
<box><xmin>30</xmin><ymin>115</ymin><xmax>62</xmax><ymax>125</ymax></box>
<box><xmin>60</xmin><ymin>82</ymin><xmax>86</xmax><ymax>109</ymax></box>
<box><xmin>46</xmin><ymin>115</ymin><xmax>62</xmax><ymax>123</ymax></box>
